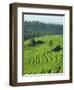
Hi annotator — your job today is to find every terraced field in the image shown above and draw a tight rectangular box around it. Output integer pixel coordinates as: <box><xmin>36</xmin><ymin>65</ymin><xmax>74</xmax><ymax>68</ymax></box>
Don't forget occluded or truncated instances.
<box><xmin>24</xmin><ymin>35</ymin><xmax>63</xmax><ymax>74</ymax></box>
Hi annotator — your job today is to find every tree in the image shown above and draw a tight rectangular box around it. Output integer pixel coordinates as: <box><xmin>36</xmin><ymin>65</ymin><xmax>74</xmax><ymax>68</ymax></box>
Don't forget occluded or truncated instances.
<box><xmin>31</xmin><ymin>38</ymin><xmax>36</xmax><ymax>45</ymax></box>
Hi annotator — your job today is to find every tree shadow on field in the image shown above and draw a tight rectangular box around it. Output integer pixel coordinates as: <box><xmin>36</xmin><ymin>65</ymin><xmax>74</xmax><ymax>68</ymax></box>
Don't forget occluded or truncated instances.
<box><xmin>51</xmin><ymin>45</ymin><xmax>62</xmax><ymax>52</ymax></box>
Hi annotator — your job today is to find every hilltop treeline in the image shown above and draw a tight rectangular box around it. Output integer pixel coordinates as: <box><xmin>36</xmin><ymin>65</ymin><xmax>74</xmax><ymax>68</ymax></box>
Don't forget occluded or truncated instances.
<box><xmin>24</xmin><ymin>21</ymin><xmax>63</xmax><ymax>40</ymax></box>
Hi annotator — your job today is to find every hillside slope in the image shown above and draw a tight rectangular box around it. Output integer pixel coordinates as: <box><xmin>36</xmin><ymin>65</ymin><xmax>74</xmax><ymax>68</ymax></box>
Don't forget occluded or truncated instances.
<box><xmin>24</xmin><ymin>35</ymin><xmax>63</xmax><ymax>74</ymax></box>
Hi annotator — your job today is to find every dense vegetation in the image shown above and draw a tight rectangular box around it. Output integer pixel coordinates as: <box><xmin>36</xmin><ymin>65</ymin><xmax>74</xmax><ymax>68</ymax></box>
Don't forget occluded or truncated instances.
<box><xmin>24</xmin><ymin>21</ymin><xmax>63</xmax><ymax>40</ymax></box>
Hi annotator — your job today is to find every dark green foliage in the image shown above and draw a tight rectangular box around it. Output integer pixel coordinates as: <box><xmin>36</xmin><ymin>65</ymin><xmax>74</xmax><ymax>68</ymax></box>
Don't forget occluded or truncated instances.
<box><xmin>30</xmin><ymin>38</ymin><xmax>44</xmax><ymax>46</ymax></box>
<box><xmin>31</xmin><ymin>38</ymin><xmax>36</xmax><ymax>45</ymax></box>
<box><xmin>24</xmin><ymin>21</ymin><xmax>63</xmax><ymax>40</ymax></box>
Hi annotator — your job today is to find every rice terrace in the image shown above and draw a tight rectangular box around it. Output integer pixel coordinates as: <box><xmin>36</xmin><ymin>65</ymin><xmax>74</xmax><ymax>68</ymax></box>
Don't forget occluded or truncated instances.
<box><xmin>23</xmin><ymin>15</ymin><xmax>64</xmax><ymax>75</ymax></box>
